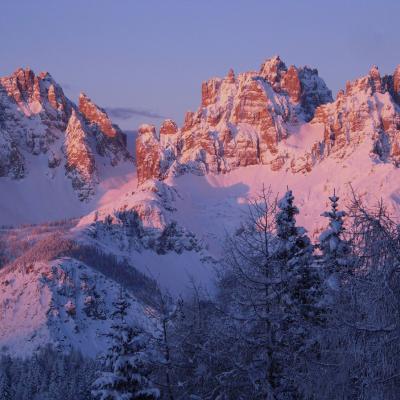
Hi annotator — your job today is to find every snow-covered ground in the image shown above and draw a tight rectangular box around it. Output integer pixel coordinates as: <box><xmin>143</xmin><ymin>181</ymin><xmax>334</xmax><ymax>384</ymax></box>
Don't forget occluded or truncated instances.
<box><xmin>167</xmin><ymin>137</ymin><xmax>400</xmax><ymax>245</ymax></box>
<box><xmin>0</xmin><ymin>257</ymin><xmax>156</xmax><ymax>357</ymax></box>
<box><xmin>0</xmin><ymin>154</ymin><xmax>136</xmax><ymax>226</ymax></box>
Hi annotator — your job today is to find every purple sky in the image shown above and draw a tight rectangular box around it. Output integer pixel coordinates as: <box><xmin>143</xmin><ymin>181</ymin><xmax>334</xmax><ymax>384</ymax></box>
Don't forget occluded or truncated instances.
<box><xmin>1</xmin><ymin>0</ymin><xmax>399</xmax><ymax>130</ymax></box>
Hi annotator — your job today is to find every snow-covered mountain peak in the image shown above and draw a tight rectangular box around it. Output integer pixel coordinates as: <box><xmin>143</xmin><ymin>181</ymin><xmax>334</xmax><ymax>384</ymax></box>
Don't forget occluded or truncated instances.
<box><xmin>78</xmin><ymin>92</ymin><xmax>126</xmax><ymax>143</ymax></box>
<box><xmin>0</xmin><ymin>67</ymin><xmax>133</xmax><ymax>204</ymax></box>
<box><xmin>0</xmin><ymin>66</ymin><xmax>70</xmax><ymax>117</ymax></box>
<box><xmin>259</xmin><ymin>54</ymin><xmax>287</xmax><ymax>84</ymax></box>
<box><xmin>312</xmin><ymin>64</ymin><xmax>400</xmax><ymax>165</ymax></box>
<box><xmin>134</xmin><ymin>59</ymin><xmax>400</xmax><ymax>186</ymax></box>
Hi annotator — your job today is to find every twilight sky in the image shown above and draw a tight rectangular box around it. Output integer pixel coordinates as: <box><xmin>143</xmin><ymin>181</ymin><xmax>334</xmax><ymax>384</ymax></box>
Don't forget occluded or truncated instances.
<box><xmin>1</xmin><ymin>0</ymin><xmax>399</xmax><ymax>130</ymax></box>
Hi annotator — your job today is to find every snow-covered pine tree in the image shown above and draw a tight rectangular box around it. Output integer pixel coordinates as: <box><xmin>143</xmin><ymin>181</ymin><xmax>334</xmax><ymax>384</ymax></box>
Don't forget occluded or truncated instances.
<box><xmin>92</xmin><ymin>290</ymin><xmax>159</xmax><ymax>400</ymax></box>
<box><xmin>319</xmin><ymin>190</ymin><xmax>352</xmax><ymax>289</ymax></box>
<box><xmin>307</xmin><ymin>191</ymin><xmax>353</xmax><ymax>399</ymax></box>
<box><xmin>276</xmin><ymin>189</ymin><xmax>321</xmax><ymax>323</ymax></box>
<box><xmin>217</xmin><ymin>188</ymin><xmax>323</xmax><ymax>398</ymax></box>
<box><xmin>271</xmin><ymin>190</ymin><xmax>323</xmax><ymax>398</ymax></box>
<box><xmin>218</xmin><ymin>186</ymin><xmax>282</xmax><ymax>399</ymax></box>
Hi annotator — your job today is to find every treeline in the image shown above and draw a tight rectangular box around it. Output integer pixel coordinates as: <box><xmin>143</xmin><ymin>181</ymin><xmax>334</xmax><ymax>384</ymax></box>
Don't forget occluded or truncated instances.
<box><xmin>1</xmin><ymin>232</ymin><xmax>159</xmax><ymax>306</ymax></box>
<box><xmin>0</xmin><ymin>346</ymin><xmax>97</xmax><ymax>400</ymax></box>
<box><xmin>0</xmin><ymin>218</ymin><xmax>76</xmax><ymax>268</ymax></box>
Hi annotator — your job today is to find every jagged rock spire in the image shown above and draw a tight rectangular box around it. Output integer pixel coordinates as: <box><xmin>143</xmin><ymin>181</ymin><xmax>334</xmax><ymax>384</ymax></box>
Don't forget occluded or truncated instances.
<box><xmin>226</xmin><ymin>68</ymin><xmax>235</xmax><ymax>83</ymax></box>
<box><xmin>0</xmin><ymin>66</ymin><xmax>131</xmax><ymax>200</ymax></box>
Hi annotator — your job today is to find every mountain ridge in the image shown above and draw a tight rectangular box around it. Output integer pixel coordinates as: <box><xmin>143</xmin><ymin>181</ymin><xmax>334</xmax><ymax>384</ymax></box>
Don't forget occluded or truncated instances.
<box><xmin>135</xmin><ymin>56</ymin><xmax>400</xmax><ymax>184</ymax></box>
<box><xmin>0</xmin><ymin>66</ymin><xmax>132</xmax><ymax>201</ymax></box>
<box><xmin>1</xmin><ymin>56</ymin><xmax>400</xmax><ymax>357</ymax></box>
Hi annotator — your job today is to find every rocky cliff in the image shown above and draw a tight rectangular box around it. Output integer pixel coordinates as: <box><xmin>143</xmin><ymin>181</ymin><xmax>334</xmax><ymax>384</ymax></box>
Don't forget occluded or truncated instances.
<box><xmin>135</xmin><ymin>56</ymin><xmax>400</xmax><ymax>184</ymax></box>
<box><xmin>0</xmin><ymin>67</ymin><xmax>132</xmax><ymax>200</ymax></box>
<box><xmin>311</xmin><ymin>65</ymin><xmax>400</xmax><ymax>165</ymax></box>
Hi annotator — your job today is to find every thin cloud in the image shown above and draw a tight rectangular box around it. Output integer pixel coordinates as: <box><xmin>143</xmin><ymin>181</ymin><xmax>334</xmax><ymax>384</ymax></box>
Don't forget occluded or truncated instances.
<box><xmin>105</xmin><ymin>107</ymin><xmax>166</xmax><ymax>120</ymax></box>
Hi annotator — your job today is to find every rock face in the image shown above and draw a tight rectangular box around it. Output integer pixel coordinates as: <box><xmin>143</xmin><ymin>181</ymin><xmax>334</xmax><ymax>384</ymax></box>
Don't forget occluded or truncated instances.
<box><xmin>79</xmin><ymin>93</ymin><xmax>120</xmax><ymax>139</ymax></box>
<box><xmin>135</xmin><ymin>55</ymin><xmax>333</xmax><ymax>181</ymax></box>
<box><xmin>393</xmin><ymin>66</ymin><xmax>400</xmax><ymax>103</ymax></box>
<box><xmin>312</xmin><ymin>65</ymin><xmax>400</xmax><ymax>166</ymax></box>
<box><xmin>135</xmin><ymin>57</ymin><xmax>400</xmax><ymax>184</ymax></box>
<box><xmin>78</xmin><ymin>93</ymin><xmax>128</xmax><ymax>166</ymax></box>
<box><xmin>136</xmin><ymin>124</ymin><xmax>162</xmax><ymax>184</ymax></box>
<box><xmin>160</xmin><ymin>119</ymin><xmax>178</xmax><ymax>136</ymax></box>
<box><xmin>65</xmin><ymin>110</ymin><xmax>97</xmax><ymax>200</ymax></box>
<box><xmin>0</xmin><ymin>67</ymin><xmax>132</xmax><ymax>200</ymax></box>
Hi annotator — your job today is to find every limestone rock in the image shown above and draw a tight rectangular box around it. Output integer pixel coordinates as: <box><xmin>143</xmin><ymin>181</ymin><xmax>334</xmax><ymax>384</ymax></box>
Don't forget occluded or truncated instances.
<box><xmin>136</xmin><ymin>124</ymin><xmax>162</xmax><ymax>185</ymax></box>
<box><xmin>135</xmin><ymin>55</ymin><xmax>333</xmax><ymax>182</ymax></box>
<box><xmin>0</xmin><ymin>67</ymin><xmax>132</xmax><ymax>200</ymax></box>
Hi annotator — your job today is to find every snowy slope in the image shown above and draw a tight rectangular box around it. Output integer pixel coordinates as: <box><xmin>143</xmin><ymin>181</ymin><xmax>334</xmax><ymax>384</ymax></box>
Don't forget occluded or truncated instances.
<box><xmin>2</xmin><ymin>136</ymin><xmax>398</xmax><ymax>356</ymax></box>
<box><xmin>74</xmin><ymin>179</ymin><xmax>217</xmax><ymax>294</ymax></box>
<box><xmin>0</xmin><ymin>220</ymin><xmax>160</xmax><ymax>357</ymax></box>
<box><xmin>74</xmin><ymin>135</ymin><xmax>400</xmax><ymax>262</ymax></box>
<box><xmin>0</xmin><ymin>154</ymin><xmax>136</xmax><ymax>226</ymax></box>
<box><xmin>0</xmin><ymin>256</ymin><xmax>156</xmax><ymax>357</ymax></box>
<box><xmin>166</xmin><ymin>140</ymin><xmax>400</xmax><ymax>245</ymax></box>
<box><xmin>65</xmin><ymin>132</ymin><xmax>400</xmax><ymax>298</ymax></box>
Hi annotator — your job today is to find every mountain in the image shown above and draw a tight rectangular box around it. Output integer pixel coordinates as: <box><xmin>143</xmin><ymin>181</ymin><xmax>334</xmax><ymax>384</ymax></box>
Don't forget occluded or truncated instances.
<box><xmin>0</xmin><ymin>67</ymin><xmax>134</xmax><ymax>224</ymax></box>
<box><xmin>130</xmin><ymin>56</ymin><xmax>400</xmax><ymax>240</ymax></box>
<box><xmin>0</xmin><ymin>220</ymin><xmax>162</xmax><ymax>356</ymax></box>
<box><xmin>1</xmin><ymin>56</ymin><xmax>400</xmax><ymax>356</ymax></box>
<box><xmin>136</xmin><ymin>56</ymin><xmax>331</xmax><ymax>183</ymax></box>
<box><xmin>135</xmin><ymin>56</ymin><xmax>400</xmax><ymax>182</ymax></box>
<box><xmin>0</xmin><ymin>185</ymin><xmax>213</xmax><ymax>356</ymax></box>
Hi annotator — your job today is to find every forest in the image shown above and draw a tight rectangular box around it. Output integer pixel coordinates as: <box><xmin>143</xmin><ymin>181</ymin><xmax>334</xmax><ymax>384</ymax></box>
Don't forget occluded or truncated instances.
<box><xmin>1</xmin><ymin>188</ymin><xmax>400</xmax><ymax>400</ymax></box>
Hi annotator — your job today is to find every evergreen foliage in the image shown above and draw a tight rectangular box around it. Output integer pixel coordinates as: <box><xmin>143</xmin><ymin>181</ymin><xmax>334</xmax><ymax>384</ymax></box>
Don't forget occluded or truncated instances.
<box><xmin>0</xmin><ymin>347</ymin><xmax>96</xmax><ymax>400</ymax></box>
<box><xmin>92</xmin><ymin>291</ymin><xmax>159</xmax><ymax>400</ymax></box>
<box><xmin>319</xmin><ymin>190</ymin><xmax>353</xmax><ymax>281</ymax></box>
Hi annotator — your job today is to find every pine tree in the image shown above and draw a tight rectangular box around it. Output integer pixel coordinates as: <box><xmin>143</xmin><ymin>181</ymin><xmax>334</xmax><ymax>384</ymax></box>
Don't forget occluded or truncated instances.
<box><xmin>47</xmin><ymin>353</ymin><xmax>73</xmax><ymax>400</ymax></box>
<box><xmin>276</xmin><ymin>189</ymin><xmax>302</xmax><ymax>244</ymax></box>
<box><xmin>272</xmin><ymin>190</ymin><xmax>323</xmax><ymax>398</ymax></box>
<box><xmin>319</xmin><ymin>190</ymin><xmax>352</xmax><ymax>290</ymax></box>
<box><xmin>309</xmin><ymin>192</ymin><xmax>356</xmax><ymax>399</ymax></box>
<box><xmin>218</xmin><ymin>188</ymin><xmax>323</xmax><ymax>398</ymax></box>
<box><xmin>276</xmin><ymin>189</ymin><xmax>321</xmax><ymax>322</ymax></box>
<box><xmin>92</xmin><ymin>290</ymin><xmax>160</xmax><ymax>400</ymax></box>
